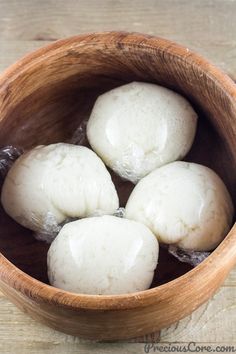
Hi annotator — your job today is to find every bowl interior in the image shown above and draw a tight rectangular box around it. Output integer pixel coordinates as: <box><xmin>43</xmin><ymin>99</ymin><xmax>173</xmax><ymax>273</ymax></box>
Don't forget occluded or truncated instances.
<box><xmin>0</xmin><ymin>34</ymin><xmax>235</xmax><ymax>287</ymax></box>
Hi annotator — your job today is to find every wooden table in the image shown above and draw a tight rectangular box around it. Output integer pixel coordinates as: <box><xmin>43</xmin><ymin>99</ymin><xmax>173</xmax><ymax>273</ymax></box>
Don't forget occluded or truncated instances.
<box><xmin>0</xmin><ymin>1</ymin><xmax>236</xmax><ymax>353</ymax></box>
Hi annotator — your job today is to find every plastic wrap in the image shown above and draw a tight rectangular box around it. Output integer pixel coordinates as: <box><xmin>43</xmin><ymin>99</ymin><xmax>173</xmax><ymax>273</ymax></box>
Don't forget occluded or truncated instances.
<box><xmin>86</xmin><ymin>81</ymin><xmax>198</xmax><ymax>184</ymax></box>
<box><xmin>0</xmin><ymin>143</ymin><xmax>229</xmax><ymax>271</ymax></box>
<box><xmin>168</xmin><ymin>245</ymin><xmax>210</xmax><ymax>267</ymax></box>
<box><xmin>0</xmin><ymin>126</ymin><xmax>231</xmax><ymax>275</ymax></box>
<box><xmin>114</xmin><ymin>207</ymin><xmax>209</xmax><ymax>267</ymax></box>
<box><xmin>70</xmin><ymin>119</ymin><xmax>88</xmax><ymax>145</ymax></box>
<box><xmin>0</xmin><ymin>143</ymin><xmax>119</xmax><ymax>244</ymax></box>
<box><xmin>34</xmin><ymin>209</ymin><xmax>126</xmax><ymax>243</ymax></box>
<box><xmin>0</xmin><ymin>146</ymin><xmax>64</xmax><ymax>243</ymax></box>
<box><xmin>0</xmin><ymin>144</ymin><xmax>223</xmax><ymax>271</ymax></box>
<box><xmin>0</xmin><ymin>145</ymin><xmax>23</xmax><ymax>178</ymax></box>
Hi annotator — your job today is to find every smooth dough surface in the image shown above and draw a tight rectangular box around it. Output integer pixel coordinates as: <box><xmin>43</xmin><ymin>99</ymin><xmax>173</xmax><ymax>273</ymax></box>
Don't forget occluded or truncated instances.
<box><xmin>87</xmin><ymin>82</ymin><xmax>198</xmax><ymax>183</ymax></box>
<box><xmin>47</xmin><ymin>215</ymin><xmax>159</xmax><ymax>295</ymax></box>
<box><xmin>125</xmin><ymin>161</ymin><xmax>234</xmax><ymax>251</ymax></box>
<box><xmin>1</xmin><ymin>143</ymin><xmax>119</xmax><ymax>234</ymax></box>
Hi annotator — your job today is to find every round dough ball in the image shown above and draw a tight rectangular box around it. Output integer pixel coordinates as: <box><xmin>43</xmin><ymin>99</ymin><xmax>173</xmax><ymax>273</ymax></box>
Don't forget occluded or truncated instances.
<box><xmin>47</xmin><ymin>215</ymin><xmax>159</xmax><ymax>295</ymax></box>
<box><xmin>87</xmin><ymin>82</ymin><xmax>198</xmax><ymax>183</ymax></box>
<box><xmin>1</xmin><ymin>143</ymin><xmax>119</xmax><ymax>234</ymax></box>
<box><xmin>125</xmin><ymin>161</ymin><xmax>234</xmax><ymax>251</ymax></box>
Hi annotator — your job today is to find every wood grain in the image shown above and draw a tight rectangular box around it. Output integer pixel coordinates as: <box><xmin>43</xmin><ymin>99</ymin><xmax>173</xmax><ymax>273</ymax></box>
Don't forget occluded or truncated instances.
<box><xmin>0</xmin><ymin>32</ymin><xmax>235</xmax><ymax>341</ymax></box>
<box><xmin>0</xmin><ymin>0</ymin><xmax>236</xmax><ymax>350</ymax></box>
<box><xmin>160</xmin><ymin>286</ymin><xmax>236</xmax><ymax>343</ymax></box>
<box><xmin>1</xmin><ymin>286</ymin><xmax>236</xmax><ymax>354</ymax></box>
<box><xmin>0</xmin><ymin>289</ymin><xmax>146</xmax><ymax>353</ymax></box>
<box><xmin>0</xmin><ymin>0</ymin><xmax>236</xmax><ymax>79</ymax></box>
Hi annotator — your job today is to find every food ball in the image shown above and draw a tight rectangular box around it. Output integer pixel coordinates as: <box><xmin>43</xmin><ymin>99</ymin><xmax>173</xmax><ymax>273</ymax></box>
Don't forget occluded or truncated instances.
<box><xmin>47</xmin><ymin>215</ymin><xmax>159</xmax><ymax>295</ymax></box>
<box><xmin>1</xmin><ymin>143</ymin><xmax>119</xmax><ymax>234</ymax></box>
<box><xmin>125</xmin><ymin>161</ymin><xmax>234</xmax><ymax>251</ymax></box>
<box><xmin>87</xmin><ymin>82</ymin><xmax>198</xmax><ymax>183</ymax></box>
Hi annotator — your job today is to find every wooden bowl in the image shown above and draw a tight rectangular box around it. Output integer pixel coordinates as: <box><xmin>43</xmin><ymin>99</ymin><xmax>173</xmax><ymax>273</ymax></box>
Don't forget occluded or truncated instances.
<box><xmin>0</xmin><ymin>32</ymin><xmax>235</xmax><ymax>341</ymax></box>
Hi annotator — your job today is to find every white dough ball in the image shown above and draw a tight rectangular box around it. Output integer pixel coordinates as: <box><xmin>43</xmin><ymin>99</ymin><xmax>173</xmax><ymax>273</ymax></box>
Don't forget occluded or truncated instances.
<box><xmin>47</xmin><ymin>215</ymin><xmax>159</xmax><ymax>295</ymax></box>
<box><xmin>87</xmin><ymin>82</ymin><xmax>198</xmax><ymax>183</ymax></box>
<box><xmin>125</xmin><ymin>161</ymin><xmax>234</xmax><ymax>251</ymax></box>
<box><xmin>1</xmin><ymin>143</ymin><xmax>119</xmax><ymax>234</ymax></box>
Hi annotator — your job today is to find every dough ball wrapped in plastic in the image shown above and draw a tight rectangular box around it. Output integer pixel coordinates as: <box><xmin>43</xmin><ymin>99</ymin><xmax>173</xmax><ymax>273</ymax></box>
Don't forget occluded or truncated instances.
<box><xmin>47</xmin><ymin>215</ymin><xmax>159</xmax><ymax>295</ymax></box>
<box><xmin>87</xmin><ymin>82</ymin><xmax>198</xmax><ymax>183</ymax></box>
<box><xmin>125</xmin><ymin>161</ymin><xmax>234</xmax><ymax>251</ymax></box>
<box><xmin>1</xmin><ymin>143</ymin><xmax>119</xmax><ymax>235</ymax></box>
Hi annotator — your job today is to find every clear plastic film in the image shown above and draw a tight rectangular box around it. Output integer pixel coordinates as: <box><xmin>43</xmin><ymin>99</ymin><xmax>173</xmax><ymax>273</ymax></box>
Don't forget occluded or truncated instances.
<box><xmin>0</xmin><ymin>145</ymin><xmax>212</xmax><ymax>268</ymax></box>
<box><xmin>70</xmin><ymin>118</ymin><xmax>88</xmax><ymax>145</ymax></box>
<box><xmin>0</xmin><ymin>143</ymin><xmax>120</xmax><ymax>240</ymax></box>
<box><xmin>0</xmin><ymin>141</ymin><xmax>120</xmax><ymax>244</ymax></box>
<box><xmin>86</xmin><ymin>81</ymin><xmax>199</xmax><ymax>184</ymax></box>
<box><xmin>112</xmin><ymin>206</ymin><xmax>209</xmax><ymax>267</ymax></box>
<box><xmin>0</xmin><ymin>146</ymin><xmax>61</xmax><ymax>243</ymax></box>
<box><xmin>32</xmin><ymin>213</ymin><xmax>65</xmax><ymax>244</ymax></box>
<box><xmin>113</xmin><ymin>207</ymin><xmax>126</xmax><ymax>218</ymax></box>
<box><xmin>168</xmin><ymin>245</ymin><xmax>210</xmax><ymax>267</ymax></box>
<box><xmin>35</xmin><ymin>121</ymin><xmax>89</xmax><ymax>242</ymax></box>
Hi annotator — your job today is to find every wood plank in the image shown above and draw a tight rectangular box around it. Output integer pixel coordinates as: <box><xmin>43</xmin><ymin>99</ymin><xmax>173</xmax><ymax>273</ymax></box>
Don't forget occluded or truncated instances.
<box><xmin>1</xmin><ymin>285</ymin><xmax>236</xmax><ymax>349</ymax></box>
<box><xmin>0</xmin><ymin>0</ymin><xmax>235</xmax><ymax>78</ymax></box>
<box><xmin>224</xmin><ymin>266</ymin><xmax>236</xmax><ymax>287</ymax></box>
<box><xmin>0</xmin><ymin>0</ymin><xmax>235</xmax><ymax>43</ymax></box>
<box><xmin>160</xmin><ymin>287</ymin><xmax>236</xmax><ymax>343</ymax></box>
<box><xmin>0</xmin><ymin>342</ymin><xmax>145</xmax><ymax>354</ymax></box>
<box><xmin>0</xmin><ymin>41</ymin><xmax>51</xmax><ymax>73</ymax></box>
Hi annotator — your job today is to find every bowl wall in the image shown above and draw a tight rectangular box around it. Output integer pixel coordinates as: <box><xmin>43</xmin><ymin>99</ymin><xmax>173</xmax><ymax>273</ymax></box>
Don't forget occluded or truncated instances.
<box><xmin>0</xmin><ymin>32</ymin><xmax>235</xmax><ymax>340</ymax></box>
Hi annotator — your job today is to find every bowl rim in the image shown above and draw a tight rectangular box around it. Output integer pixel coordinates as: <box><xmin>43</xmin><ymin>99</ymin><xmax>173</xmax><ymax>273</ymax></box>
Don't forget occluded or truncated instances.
<box><xmin>0</xmin><ymin>31</ymin><xmax>236</xmax><ymax>311</ymax></box>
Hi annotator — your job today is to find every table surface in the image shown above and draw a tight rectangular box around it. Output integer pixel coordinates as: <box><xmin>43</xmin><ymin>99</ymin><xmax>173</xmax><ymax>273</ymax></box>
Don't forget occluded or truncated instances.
<box><xmin>0</xmin><ymin>1</ymin><xmax>236</xmax><ymax>353</ymax></box>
